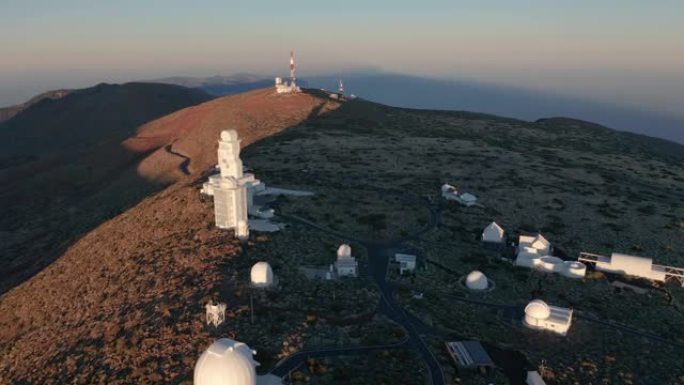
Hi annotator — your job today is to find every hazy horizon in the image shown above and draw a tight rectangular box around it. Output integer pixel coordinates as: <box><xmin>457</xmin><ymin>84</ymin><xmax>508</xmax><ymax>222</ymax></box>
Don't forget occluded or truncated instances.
<box><xmin>2</xmin><ymin>1</ymin><xmax>683</xmax><ymax>122</ymax></box>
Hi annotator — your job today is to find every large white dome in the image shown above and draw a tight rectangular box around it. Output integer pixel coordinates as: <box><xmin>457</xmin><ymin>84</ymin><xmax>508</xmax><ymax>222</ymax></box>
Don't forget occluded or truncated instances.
<box><xmin>250</xmin><ymin>262</ymin><xmax>274</xmax><ymax>287</ymax></box>
<box><xmin>194</xmin><ymin>338</ymin><xmax>258</xmax><ymax>385</ymax></box>
<box><xmin>525</xmin><ymin>299</ymin><xmax>551</xmax><ymax>320</ymax></box>
<box><xmin>337</xmin><ymin>244</ymin><xmax>352</xmax><ymax>259</ymax></box>
<box><xmin>465</xmin><ymin>270</ymin><xmax>488</xmax><ymax>290</ymax></box>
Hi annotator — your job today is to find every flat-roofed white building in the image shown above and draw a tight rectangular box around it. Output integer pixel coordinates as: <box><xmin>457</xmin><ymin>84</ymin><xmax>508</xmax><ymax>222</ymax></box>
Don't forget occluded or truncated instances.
<box><xmin>441</xmin><ymin>184</ymin><xmax>478</xmax><ymax>207</ymax></box>
<box><xmin>445</xmin><ymin>341</ymin><xmax>494</xmax><ymax>370</ymax></box>
<box><xmin>516</xmin><ymin>252</ymin><xmax>586</xmax><ymax>279</ymax></box>
<box><xmin>335</xmin><ymin>256</ymin><xmax>358</xmax><ymax>277</ymax></box>
<box><xmin>579</xmin><ymin>252</ymin><xmax>684</xmax><ymax>286</ymax></box>
<box><xmin>523</xmin><ymin>299</ymin><xmax>573</xmax><ymax>336</ymax></box>
<box><xmin>395</xmin><ymin>253</ymin><xmax>417</xmax><ymax>274</ymax></box>
<box><xmin>596</xmin><ymin>253</ymin><xmax>666</xmax><ymax>281</ymax></box>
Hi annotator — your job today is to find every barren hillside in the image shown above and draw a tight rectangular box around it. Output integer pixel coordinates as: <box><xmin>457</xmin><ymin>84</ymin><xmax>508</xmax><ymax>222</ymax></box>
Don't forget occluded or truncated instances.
<box><xmin>0</xmin><ymin>86</ymin><xmax>339</xmax><ymax>295</ymax></box>
<box><xmin>0</xmin><ymin>183</ymin><xmax>241</xmax><ymax>384</ymax></box>
<box><xmin>123</xmin><ymin>88</ymin><xmax>340</xmax><ymax>182</ymax></box>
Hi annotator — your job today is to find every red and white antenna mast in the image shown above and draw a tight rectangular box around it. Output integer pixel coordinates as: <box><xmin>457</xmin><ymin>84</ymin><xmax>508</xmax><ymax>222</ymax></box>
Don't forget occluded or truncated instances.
<box><xmin>289</xmin><ymin>51</ymin><xmax>296</xmax><ymax>87</ymax></box>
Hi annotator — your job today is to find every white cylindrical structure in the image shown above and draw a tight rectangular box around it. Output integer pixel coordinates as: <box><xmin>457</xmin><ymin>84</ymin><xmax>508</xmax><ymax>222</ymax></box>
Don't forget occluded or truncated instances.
<box><xmin>563</xmin><ymin>261</ymin><xmax>587</xmax><ymax>278</ymax></box>
<box><xmin>194</xmin><ymin>338</ymin><xmax>258</xmax><ymax>385</ymax></box>
<box><xmin>465</xmin><ymin>270</ymin><xmax>488</xmax><ymax>290</ymax></box>
<box><xmin>539</xmin><ymin>256</ymin><xmax>563</xmax><ymax>273</ymax></box>
<box><xmin>524</xmin><ymin>299</ymin><xmax>551</xmax><ymax>328</ymax></box>
<box><xmin>250</xmin><ymin>262</ymin><xmax>274</xmax><ymax>288</ymax></box>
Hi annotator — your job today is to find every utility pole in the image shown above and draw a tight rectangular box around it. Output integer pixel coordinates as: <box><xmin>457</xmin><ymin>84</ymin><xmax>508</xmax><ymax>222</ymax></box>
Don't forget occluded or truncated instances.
<box><xmin>250</xmin><ymin>291</ymin><xmax>254</xmax><ymax>324</ymax></box>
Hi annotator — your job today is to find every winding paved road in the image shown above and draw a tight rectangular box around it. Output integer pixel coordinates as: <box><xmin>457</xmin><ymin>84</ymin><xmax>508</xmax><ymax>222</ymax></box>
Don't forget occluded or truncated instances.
<box><xmin>273</xmin><ymin>194</ymin><xmax>446</xmax><ymax>385</ymax></box>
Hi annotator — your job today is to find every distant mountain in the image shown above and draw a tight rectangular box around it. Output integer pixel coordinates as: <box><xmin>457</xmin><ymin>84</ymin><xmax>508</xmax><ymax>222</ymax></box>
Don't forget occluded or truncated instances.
<box><xmin>0</xmin><ymin>89</ymin><xmax>70</xmax><ymax>123</ymax></box>
<box><xmin>151</xmin><ymin>73</ymin><xmax>273</xmax><ymax>96</ymax></box>
<box><xmin>303</xmin><ymin>73</ymin><xmax>684</xmax><ymax>144</ymax></box>
<box><xmin>0</xmin><ymin>82</ymin><xmax>213</xmax><ymax>161</ymax></box>
<box><xmin>162</xmin><ymin>73</ymin><xmax>683</xmax><ymax>144</ymax></box>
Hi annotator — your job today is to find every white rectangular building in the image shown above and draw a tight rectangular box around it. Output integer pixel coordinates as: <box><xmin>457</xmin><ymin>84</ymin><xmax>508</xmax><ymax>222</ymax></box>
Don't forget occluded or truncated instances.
<box><xmin>395</xmin><ymin>253</ymin><xmax>417</xmax><ymax>274</ymax></box>
<box><xmin>335</xmin><ymin>256</ymin><xmax>358</xmax><ymax>277</ymax></box>
<box><xmin>594</xmin><ymin>253</ymin><xmax>666</xmax><ymax>282</ymax></box>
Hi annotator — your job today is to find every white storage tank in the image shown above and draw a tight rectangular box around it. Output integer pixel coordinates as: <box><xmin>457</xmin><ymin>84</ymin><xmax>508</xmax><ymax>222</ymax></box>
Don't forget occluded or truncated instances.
<box><xmin>562</xmin><ymin>261</ymin><xmax>587</xmax><ymax>278</ymax></box>
<box><xmin>538</xmin><ymin>256</ymin><xmax>563</xmax><ymax>273</ymax></box>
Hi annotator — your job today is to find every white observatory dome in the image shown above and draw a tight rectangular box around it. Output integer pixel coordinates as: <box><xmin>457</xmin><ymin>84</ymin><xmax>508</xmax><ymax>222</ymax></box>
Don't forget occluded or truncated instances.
<box><xmin>220</xmin><ymin>130</ymin><xmax>239</xmax><ymax>142</ymax></box>
<box><xmin>525</xmin><ymin>299</ymin><xmax>551</xmax><ymax>320</ymax></box>
<box><xmin>337</xmin><ymin>244</ymin><xmax>352</xmax><ymax>259</ymax></box>
<box><xmin>465</xmin><ymin>270</ymin><xmax>488</xmax><ymax>290</ymax></box>
<box><xmin>250</xmin><ymin>262</ymin><xmax>275</xmax><ymax>288</ymax></box>
<box><xmin>194</xmin><ymin>338</ymin><xmax>258</xmax><ymax>385</ymax></box>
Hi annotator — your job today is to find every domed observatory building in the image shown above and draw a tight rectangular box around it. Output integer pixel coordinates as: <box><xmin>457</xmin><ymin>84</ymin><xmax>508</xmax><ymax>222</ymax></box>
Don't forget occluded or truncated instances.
<box><xmin>334</xmin><ymin>244</ymin><xmax>358</xmax><ymax>277</ymax></box>
<box><xmin>250</xmin><ymin>262</ymin><xmax>277</xmax><ymax>288</ymax></box>
<box><xmin>523</xmin><ymin>299</ymin><xmax>573</xmax><ymax>336</ymax></box>
<box><xmin>465</xmin><ymin>271</ymin><xmax>489</xmax><ymax>291</ymax></box>
<box><xmin>194</xmin><ymin>338</ymin><xmax>259</xmax><ymax>385</ymax></box>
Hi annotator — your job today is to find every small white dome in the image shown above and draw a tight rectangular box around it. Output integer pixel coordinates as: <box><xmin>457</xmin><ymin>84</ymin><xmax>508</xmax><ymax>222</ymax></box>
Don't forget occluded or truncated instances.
<box><xmin>525</xmin><ymin>299</ymin><xmax>551</xmax><ymax>320</ymax></box>
<box><xmin>465</xmin><ymin>270</ymin><xmax>488</xmax><ymax>290</ymax></box>
<box><xmin>250</xmin><ymin>262</ymin><xmax>274</xmax><ymax>287</ymax></box>
<box><xmin>194</xmin><ymin>338</ymin><xmax>258</xmax><ymax>385</ymax></box>
<box><xmin>337</xmin><ymin>244</ymin><xmax>352</xmax><ymax>259</ymax></box>
<box><xmin>220</xmin><ymin>130</ymin><xmax>239</xmax><ymax>142</ymax></box>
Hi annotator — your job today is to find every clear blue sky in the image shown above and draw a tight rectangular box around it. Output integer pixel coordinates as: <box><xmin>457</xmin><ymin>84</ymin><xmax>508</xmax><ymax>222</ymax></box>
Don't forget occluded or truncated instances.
<box><xmin>1</xmin><ymin>0</ymin><xmax>683</xmax><ymax>116</ymax></box>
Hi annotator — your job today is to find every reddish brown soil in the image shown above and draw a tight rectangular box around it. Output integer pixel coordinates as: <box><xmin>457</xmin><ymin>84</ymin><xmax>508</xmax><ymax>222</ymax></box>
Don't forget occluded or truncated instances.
<box><xmin>0</xmin><ymin>183</ymin><xmax>238</xmax><ymax>384</ymax></box>
<box><xmin>124</xmin><ymin>88</ymin><xmax>340</xmax><ymax>182</ymax></box>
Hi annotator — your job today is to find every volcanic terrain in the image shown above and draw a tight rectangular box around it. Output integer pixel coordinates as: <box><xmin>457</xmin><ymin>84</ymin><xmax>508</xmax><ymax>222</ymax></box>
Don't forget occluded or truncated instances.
<box><xmin>0</xmin><ymin>87</ymin><xmax>683</xmax><ymax>385</ymax></box>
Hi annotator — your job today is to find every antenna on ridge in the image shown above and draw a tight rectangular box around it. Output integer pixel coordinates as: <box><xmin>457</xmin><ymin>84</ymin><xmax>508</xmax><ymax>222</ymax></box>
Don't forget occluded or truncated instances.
<box><xmin>290</xmin><ymin>51</ymin><xmax>296</xmax><ymax>87</ymax></box>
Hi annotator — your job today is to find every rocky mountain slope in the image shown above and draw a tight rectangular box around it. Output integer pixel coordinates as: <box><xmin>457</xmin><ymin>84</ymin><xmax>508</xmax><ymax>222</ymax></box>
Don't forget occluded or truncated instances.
<box><xmin>0</xmin><ymin>183</ymin><xmax>241</xmax><ymax>385</ymax></box>
<box><xmin>0</xmin><ymin>85</ymin><xmax>337</xmax><ymax>295</ymax></box>
<box><xmin>0</xmin><ymin>88</ymin><xmax>682</xmax><ymax>384</ymax></box>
